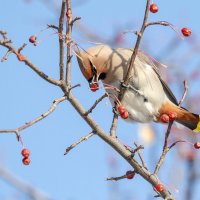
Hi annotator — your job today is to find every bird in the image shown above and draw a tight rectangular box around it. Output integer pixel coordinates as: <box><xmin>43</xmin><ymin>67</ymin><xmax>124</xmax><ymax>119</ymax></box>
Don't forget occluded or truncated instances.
<box><xmin>76</xmin><ymin>44</ymin><xmax>200</xmax><ymax>133</ymax></box>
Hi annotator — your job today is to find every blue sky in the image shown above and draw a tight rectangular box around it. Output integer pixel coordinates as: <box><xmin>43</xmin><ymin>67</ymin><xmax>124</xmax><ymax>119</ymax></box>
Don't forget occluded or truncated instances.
<box><xmin>0</xmin><ymin>0</ymin><xmax>200</xmax><ymax>200</ymax></box>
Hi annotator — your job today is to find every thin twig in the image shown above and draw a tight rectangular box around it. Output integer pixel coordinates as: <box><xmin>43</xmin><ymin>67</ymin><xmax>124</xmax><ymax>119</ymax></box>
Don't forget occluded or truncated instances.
<box><xmin>110</xmin><ymin>113</ymin><xmax>118</xmax><ymax>138</ymax></box>
<box><xmin>65</xmin><ymin>0</ymin><xmax>73</xmax><ymax>85</ymax></box>
<box><xmin>0</xmin><ymin>30</ymin><xmax>7</xmax><ymax>40</ymax></box>
<box><xmin>0</xmin><ymin>38</ymin><xmax>61</xmax><ymax>86</ymax></box>
<box><xmin>168</xmin><ymin>140</ymin><xmax>187</xmax><ymax>149</ymax></box>
<box><xmin>64</xmin><ymin>132</ymin><xmax>94</xmax><ymax>155</ymax></box>
<box><xmin>69</xmin><ymin>83</ymin><xmax>81</xmax><ymax>91</ymax></box>
<box><xmin>18</xmin><ymin>43</ymin><xmax>27</xmax><ymax>53</ymax></box>
<box><xmin>106</xmin><ymin>174</ymin><xmax>127</xmax><ymax>181</ymax></box>
<box><xmin>71</xmin><ymin>17</ymin><xmax>81</xmax><ymax>25</ymax></box>
<box><xmin>0</xmin><ymin>96</ymin><xmax>67</xmax><ymax>136</ymax></box>
<box><xmin>122</xmin><ymin>0</ymin><xmax>151</xmax><ymax>87</ymax></box>
<box><xmin>58</xmin><ymin>0</ymin><xmax>66</xmax><ymax>81</ymax></box>
<box><xmin>47</xmin><ymin>24</ymin><xmax>59</xmax><ymax>30</ymax></box>
<box><xmin>124</xmin><ymin>144</ymin><xmax>144</xmax><ymax>156</ymax></box>
<box><xmin>84</xmin><ymin>93</ymin><xmax>108</xmax><ymax>115</ymax></box>
<box><xmin>134</xmin><ymin>143</ymin><xmax>148</xmax><ymax>170</ymax></box>
<box><xmin>154</xmin><ymin>121</ymin><xmax>173</xmax><ymax>174</ymax></box>
<box><xmin>1</xmin><ymin>50</ymin><xmax>12</xmax><ymax>62</ymax></box>
<box><xmin>178</xmin><ymin>80</ymin><xmax>188</xmax><ymax>105</ymax></box>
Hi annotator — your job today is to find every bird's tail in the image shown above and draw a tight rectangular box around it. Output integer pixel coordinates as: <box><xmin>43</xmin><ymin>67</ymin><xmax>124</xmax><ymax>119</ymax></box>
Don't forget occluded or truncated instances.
<box><xmin>159</xmin><ymin>103</ymin><xmax>200</xmax><ymax>132</ymax></box>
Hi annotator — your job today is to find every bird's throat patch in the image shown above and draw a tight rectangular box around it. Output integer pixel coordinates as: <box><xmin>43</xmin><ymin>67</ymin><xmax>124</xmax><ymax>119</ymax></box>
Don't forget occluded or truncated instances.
<box><xmin>193</xmin><ymin>115</ymin><xmax>200</xmax><ymax>133</ymax></box>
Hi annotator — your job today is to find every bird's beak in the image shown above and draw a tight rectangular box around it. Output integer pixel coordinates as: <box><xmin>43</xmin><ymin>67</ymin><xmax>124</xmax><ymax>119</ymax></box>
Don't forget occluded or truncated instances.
<box><xmin>88</xmin><ymin>61</ymin><xmax>99</xmax><ymax>92</ymax></box>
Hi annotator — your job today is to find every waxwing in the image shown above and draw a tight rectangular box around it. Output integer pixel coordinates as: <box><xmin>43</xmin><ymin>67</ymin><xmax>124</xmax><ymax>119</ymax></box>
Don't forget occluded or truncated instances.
<box><xmin>76</xmin><ymin>44</ymin><xmax>200</xmax><ymax>132</ymax></box>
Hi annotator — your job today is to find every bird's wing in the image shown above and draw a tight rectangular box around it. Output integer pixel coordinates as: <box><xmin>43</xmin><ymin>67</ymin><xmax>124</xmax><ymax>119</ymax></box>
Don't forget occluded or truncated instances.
<box><xmin>137</xmin><ymin>50</ymin><xmax>179</xmax><ymax>105</ymax></box>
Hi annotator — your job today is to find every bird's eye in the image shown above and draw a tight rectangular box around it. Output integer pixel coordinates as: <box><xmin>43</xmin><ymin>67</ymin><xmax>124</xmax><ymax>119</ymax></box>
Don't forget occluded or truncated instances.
<box><xmin>98</xmin><ymin>72</ymin><xmax>106</xmax><ymax>80</ymax></box>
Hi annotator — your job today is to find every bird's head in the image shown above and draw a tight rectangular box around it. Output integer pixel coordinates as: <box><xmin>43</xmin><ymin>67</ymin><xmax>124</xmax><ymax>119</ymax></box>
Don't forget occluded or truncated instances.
<box><xmin>76</xmin><ymin>45</ymin><xmax>109</xmax><ymax>92</ymax></box>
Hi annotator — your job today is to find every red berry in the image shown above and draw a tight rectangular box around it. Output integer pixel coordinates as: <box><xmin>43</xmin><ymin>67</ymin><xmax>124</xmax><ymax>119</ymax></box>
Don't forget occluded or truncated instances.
<box><xmin>22</xmin><ymin>157</ymin><xmax>31</xmax><ymax>165</ymax></box>
<box><xmin>150</xmin><ymin>3</ymin><xmax>158</xmax><ymax>13</ymax></box>
<box><xmin>194</xmin><ymin>142</ymin><xmax>200</xmax><ymax>149</ymax></box>
<box><xmin>29</xmin><ymin>35</ymin><xmax>37</xmax><ymax>43</ymax></box>
<box><xmin>21</xmin><ymin>148</ymin><xmax>30</xmax><ymax>158</ymax></box>
<box><xmin>168</xmin><ymin>112</ymin><xmax>177</xmax><ymax>121</ymax></box>
<box><xmin>155</xmin><ymin>184</ymin><xmax>165</xmax><ymax>193</ymax></box>
<box><xmin>117</xmin><ymin>105</ymin><xmax>127</xmax><ymax>114</ymax></box>
<box><xmin>121</xmin><ymin>111</ymin><xmax>129</xmax><ymax>119</ymax></box>
<box><xmin>181</xmin><ymin>28</ymin><xmax>192</xmax><ymax>37</ymax></box>
<box><xmin>90</xmin><ymin>83</ymin><xmax>99</xmax><ymax>92</ymax></box>
<box><xmin>160</xmin><ymin>114</ymin><xmax>169</xmax><ymax>123</ymax></box>
<box><xmin>17</xmin><ymin>54</ymin><xmax>25</xmax><ymax>61</ymax></box>
<box><xmin>126</xmin><ymin>170</ymin><xmax>135</xmax><ymax>179</ymax></box>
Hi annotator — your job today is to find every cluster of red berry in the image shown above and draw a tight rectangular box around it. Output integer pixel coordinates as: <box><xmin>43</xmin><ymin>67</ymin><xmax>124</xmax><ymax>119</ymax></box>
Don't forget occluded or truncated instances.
<box><xmin>117</xmin><ymin>105</ymin><xmax>129</xmax><ymax>119</ymax></box>
<box><xmin>160</xmin><ymin>112</ymin><xmax>177</xmax><ymax>123</ymax></box>
<box><xmin>149</xmin><ymin>3</ymin><xmax>192</xmax><ymax>37</ymax></box>
<box><xmin>21</xmin><ymin>148</ymin><xmax>31</xmax><ymax>165</ymax></box>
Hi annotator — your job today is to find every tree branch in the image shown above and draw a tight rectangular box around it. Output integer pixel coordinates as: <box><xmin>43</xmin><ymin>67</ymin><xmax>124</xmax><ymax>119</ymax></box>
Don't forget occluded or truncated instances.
<box><xmin>0</xmin><ymin>39</ymin><xmax>61</xmax><ymax>86</ymax></box>
<box><xmin>65</xmin><ymin>92</ymin><xmax>175</xmax><ymax>200</ymax></box>
<box><xmin>84</xmin><ymin>93</ymin><xmax>108</xmax><ymax>115</ymax></box>
<box><xmin>0</xmin><ymin>96</ymin><xmax>67</xmax><ymax>137</ymax></box>
<box><xmin>58</xmin><ymin>0</ymin><xmax>66</xmax><ymax>81</ymax></box>
<box><xmin>65</xmin><ymin>0</ymin><xmax>73</xmax><ymax>85</ymax></box>
<box><xmin>64</xmin><ymin>132</ymin><xmax>94</xmax><ymax>155</ymax></box>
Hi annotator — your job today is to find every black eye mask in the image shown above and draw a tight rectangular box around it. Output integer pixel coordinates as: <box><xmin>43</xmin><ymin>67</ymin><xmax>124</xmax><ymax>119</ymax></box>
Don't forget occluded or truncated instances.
<box><xmin>87</xmin><ymin>61</ymin><xmax>107</xmax><ymax>83</ymax></box>
<box><xmin>88</xmin><ymin>60</ymin><xmax>98</xmax><ymax>84</ymax></box>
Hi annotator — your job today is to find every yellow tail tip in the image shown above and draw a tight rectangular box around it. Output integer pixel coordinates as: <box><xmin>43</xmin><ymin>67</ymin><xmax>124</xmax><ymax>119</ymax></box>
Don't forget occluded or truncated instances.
<box><xmin>193</xmin><ymin>116</ymin><xmax>200</xmax><ymax>133</ymax></box>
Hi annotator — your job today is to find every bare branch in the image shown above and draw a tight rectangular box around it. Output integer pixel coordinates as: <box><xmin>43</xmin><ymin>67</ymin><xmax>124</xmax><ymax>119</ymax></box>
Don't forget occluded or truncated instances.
<box><xmin>69</xmin><ymin>83</ymin><xmax>81</xmax><ymax>91</ymax></box>
<box><xmin>84</xmin><ymin>93</ymin><xmax>108</xmax><ymax>115</ymax></box>
<box><xmin>65</xmin><ymin>92</ymin><xmax>175</xmax><ymax>199</ymax></box>
<box><xmin>0</xmin><ymin>96</ymin><xmax>67</xmax><ymax>136</ymax></box>
<box><xmin>18</xmin><ymin>43</ymin><xmax>27</xmax><ymax>53</ymax></box>
<box><xmin>168</xmin><ymin>140</ymin><xmax>187</xmax><ymax>149</ymax></box>
<box><xmin>110</xmin><ymin>112</ymin><xmax>118</xmax><ymax>138</ymax></box>
<box><xmin>47</xmin><ymin>24</ymin><xmax>59</xmax><ymax>30</ymax></box>
<box><xmin>154</xmin><ymin>121</ymin><xmax>173</xmax><ymax>174</ymax></box>
<box><xmin>71</xmin><ymin>16</ymin><xmax>81</xmax><ymax>25</ymax></box>
<box><xmin>65</xmin><ymin>0</ymin><xmax>73</xmax><ymax>85</ymax></box>
<box><xmin>64</xmin><ymin>132</ymin><xmax>94</xmax><ymax>155</ymax></box>
<box><xmin>0</xmin><ymin>30</ymin><xmax>7</xmax><ymax>40</ymax></box>
<box><xmin>122</xmin><ymin>0</ymin><xmax>151</xmax><ymax>87</ymax></box>
<box><xmin>134</xmin><ymin>143</ymin><xmax>148</xmax><ymax>170</ymax></box>
<box><xmin>124</xmin><ymin>144</ymin><xmax>144</xmax><ymax>156</ymax></box>
<box><xmin>106</xmin><ymin>174</ymin><xmax>127</xmax><ymax>181</ymax></box>
<box><xmin>58</xmin><ymin>0</ymin><xmax>66</xmax><ymax>81</ymax></box>
<box><xmin>1</xmin><ymin>50</ymin><xmax>12</xmax><ymax>62</ymax></box>
<box><xmin>178</xmin><ymin>80</ymin><xmax>188</xmax><ymax>106</ymax></box>
<box><xmin>0</xmin><ymin>38</ymin><xmax>61</xmax><ymax>86</ymax></box>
